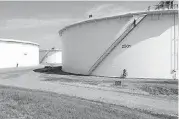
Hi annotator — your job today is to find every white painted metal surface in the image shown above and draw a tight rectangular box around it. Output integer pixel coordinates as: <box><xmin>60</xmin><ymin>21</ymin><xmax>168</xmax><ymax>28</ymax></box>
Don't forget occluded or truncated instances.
<box><xmin>0</xmin><ymin>38</ymin><xmax>39</xmax><ymax>68</ymax></box>
<box><xmin>59</xmin><ymin>10</ymin><xmax>178</xmax><ymax>79</ymax></box>
<box><xmin>39</xmin><ymin>49</ymin><xmax>62</xmax><ymax>64</ymax></box>
<box><xmin>88</xmin><ymin>14</ymin><xmax>147</xmax><ymax>75</ymax></box>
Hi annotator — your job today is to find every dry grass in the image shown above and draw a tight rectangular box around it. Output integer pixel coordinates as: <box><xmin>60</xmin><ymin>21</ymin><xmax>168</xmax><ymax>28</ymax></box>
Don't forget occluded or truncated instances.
<box><xmin>139</xmin><ymin>84</ymin><xmax>178</xmax><ymax>95</ymax></box>
<box><xmin>0</xmin><ymin>85</ymin><xmax>176</xmax><ymax>119</ymax></box>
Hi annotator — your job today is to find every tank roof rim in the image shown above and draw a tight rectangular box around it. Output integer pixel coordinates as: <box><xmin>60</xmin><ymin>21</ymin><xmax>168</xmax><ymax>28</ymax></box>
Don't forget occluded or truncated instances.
<box><xmin>59</xmin><ymin>9</ymin><xmax>178</xmax><ymax>35</ymax></box>
<box><xmin>0</xmin><ymin>38</ymin><xmax>39</xmax><ymax>46</ymax></box>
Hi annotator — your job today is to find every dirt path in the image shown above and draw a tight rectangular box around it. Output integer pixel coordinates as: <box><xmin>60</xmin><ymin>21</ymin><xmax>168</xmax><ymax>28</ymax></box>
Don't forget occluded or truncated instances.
<box><xmin>0</xmin><ymin>71</ymin><xmax>178</xmax><ymax>118</ymax></box>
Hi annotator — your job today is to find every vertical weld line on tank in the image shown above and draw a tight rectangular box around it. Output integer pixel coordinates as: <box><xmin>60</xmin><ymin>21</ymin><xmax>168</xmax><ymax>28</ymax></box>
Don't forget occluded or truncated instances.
<box><xmin>177</xmin><ymin>13</ymin><xmax>179</xmax><ymax>71</ymax></box>
<box><xmin>160</xmin><ymin>12</ymin><xmax>163</xmax><ymax>18</ymax></box>
<box><xmin>170</xmin><ymin>13</ymin><xmax>173</xmax><ymax>73</ymax></box>
<box><xmin>152</xmin><ymin>12</ymin><xmax>155</xmax><ymax>20</ymax></box>
<box><xmin>174</xmin><ymin>12</ymin><xmax>178</xmax><ymax>76</ymax></box>
<box><xmin>177</xmin><ymin>38</ymin><xmax>179</xmax><ymax>71</ymax></box>
<box><xmin>173</xmin><ymin>12</ymin><xmax>176</xmax><ymax>71</ymax></box>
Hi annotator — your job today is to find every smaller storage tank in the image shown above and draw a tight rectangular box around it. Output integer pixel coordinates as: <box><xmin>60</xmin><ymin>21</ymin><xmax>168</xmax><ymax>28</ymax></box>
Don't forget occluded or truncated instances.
<box><xmin>39</xmin><ymin>48</ymin><xmax>62</xmax><ymax>65</ymax></box>
<box><xmin>0</xmin><ymin>38</ymin><xmax>39</xmax><ymax>68</ymax></box>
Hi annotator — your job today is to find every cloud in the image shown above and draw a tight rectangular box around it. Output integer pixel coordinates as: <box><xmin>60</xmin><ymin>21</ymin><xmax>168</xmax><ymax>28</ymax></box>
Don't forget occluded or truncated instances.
<box><xmin>86</xmin><ymin>4</ymin><xmax>131</xmax><ymax>18</ymax></box>
<box><xmin>0</xmin><ymin>18</ymin><xmax>81</xmax><ymax>30</ymax></box>
<box><xmin>0</xmin><ymin>17</ymin><xmax>82</xmax><ymax>49</ymax></box>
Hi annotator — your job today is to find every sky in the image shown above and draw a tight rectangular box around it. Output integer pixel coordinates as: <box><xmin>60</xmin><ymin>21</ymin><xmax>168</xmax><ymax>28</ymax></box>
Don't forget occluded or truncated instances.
<box><xmin>0</xmin><ymin>1</ymin><xmax>157</xmax><ymax>49</ymax></box>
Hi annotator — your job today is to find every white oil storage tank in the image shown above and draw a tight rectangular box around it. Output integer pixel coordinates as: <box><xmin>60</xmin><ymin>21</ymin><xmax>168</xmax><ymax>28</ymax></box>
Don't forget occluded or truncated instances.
<box><xmin>39</xmin><ymin>48</ymin><xmax>62</xmax><ymax>65</ymax></box>
<box><xmin>0</xmin><ymin>38</ymin><xmax>39</xmax><ymax>68</ymax></box>
<box><xmin>59</xmin><ymin>8</ymin><xmax>178</xmax><ymax>79</ymax></box>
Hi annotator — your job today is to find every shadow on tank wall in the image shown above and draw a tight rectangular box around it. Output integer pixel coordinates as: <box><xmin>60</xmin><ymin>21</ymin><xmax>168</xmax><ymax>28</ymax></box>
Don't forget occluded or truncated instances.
<box><xmin>93</xmin><ymin>14</ymin><xmax>177</xmax><ymax>78</ymax></box>
<box><xmin>101</xmin><ymin>14</ymin><xmax>175</xmax><ymax>61</ymax></box>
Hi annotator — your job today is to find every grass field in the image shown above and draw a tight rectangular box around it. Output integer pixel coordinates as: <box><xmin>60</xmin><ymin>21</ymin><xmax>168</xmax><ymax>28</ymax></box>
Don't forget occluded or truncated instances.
<box><xmin>0</xmin><ymin>85</ymin><xmax>177</xmax><ymax>119</ymax></box>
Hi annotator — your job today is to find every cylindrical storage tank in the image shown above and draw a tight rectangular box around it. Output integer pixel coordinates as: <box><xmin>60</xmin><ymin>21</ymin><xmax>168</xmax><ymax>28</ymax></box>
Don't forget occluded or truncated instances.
<box><xmin>39</xmin><ymin>49</ymin><xmax>62</xmax><ymax>65</ymax></box>
<box><xmin>59</xmin><ymin>10</ymin><xmax>178</xmax><ymax>79</ymax></box>
<box><xmin>0</xmin><ymin>38</ymin><xmax>39</xmax><ymax>68</ymax></box>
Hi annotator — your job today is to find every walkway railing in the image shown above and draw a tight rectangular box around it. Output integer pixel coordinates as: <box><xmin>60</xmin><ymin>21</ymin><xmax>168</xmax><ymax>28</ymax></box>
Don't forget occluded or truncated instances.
<box><xmin>147</xmin><ymin>2</ymin><xmax>178</xmax><ymax>11</ymax></box>
<box><xmin>88</xmin><ymin>14</ymin><xmax>147</xmax><ymax>75</ymax></box>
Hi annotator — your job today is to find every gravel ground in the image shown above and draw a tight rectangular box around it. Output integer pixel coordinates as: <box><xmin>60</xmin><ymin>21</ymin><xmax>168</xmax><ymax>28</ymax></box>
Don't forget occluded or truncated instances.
<box><xmin>0</xmin><ymin>85</ymin><xmax>176</xmax><ymax>119</ymax></box>
<box><xmin>0</xmin><ymin>69</ymin><xmax>178</xmax><ymax>118</ymax></box>
<box><xmin>40</xmin><ymin>71</ymin><xmax>178</xmax><ymax>99</ymax></box>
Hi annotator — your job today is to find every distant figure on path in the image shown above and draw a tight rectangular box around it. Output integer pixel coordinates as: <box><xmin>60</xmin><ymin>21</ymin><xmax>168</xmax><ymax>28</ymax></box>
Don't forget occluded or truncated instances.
<box><xmin>16</xmin><ymin>63</ymin><xmax>18</xmax><ymax>67</ymax></box>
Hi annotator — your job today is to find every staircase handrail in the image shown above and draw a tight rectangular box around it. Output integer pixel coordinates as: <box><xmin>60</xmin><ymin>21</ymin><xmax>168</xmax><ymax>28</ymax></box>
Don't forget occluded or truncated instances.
<box><xmin>88</xmin><ymin>14</ymin><xmax>147</xmax><ymax>75</ymax></box>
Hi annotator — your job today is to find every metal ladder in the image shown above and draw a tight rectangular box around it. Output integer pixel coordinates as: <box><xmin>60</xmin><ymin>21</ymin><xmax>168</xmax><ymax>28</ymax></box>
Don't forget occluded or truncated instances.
<box><xmin>88</xmin><ymin>14</ymin><xmax>147</xmax><ymax>75</ymax></box>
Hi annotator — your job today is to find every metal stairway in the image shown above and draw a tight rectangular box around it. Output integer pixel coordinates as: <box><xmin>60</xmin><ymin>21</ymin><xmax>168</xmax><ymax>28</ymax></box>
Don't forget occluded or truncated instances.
<box><xmin>88</xmin><ymin>14</ymin><xmax>147</xmax><ymax>75</ymax></box>
<box><xmin>40</xmin><ymin>49</ymin><xmax>52</xmax><ymax>64</ymax></box>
